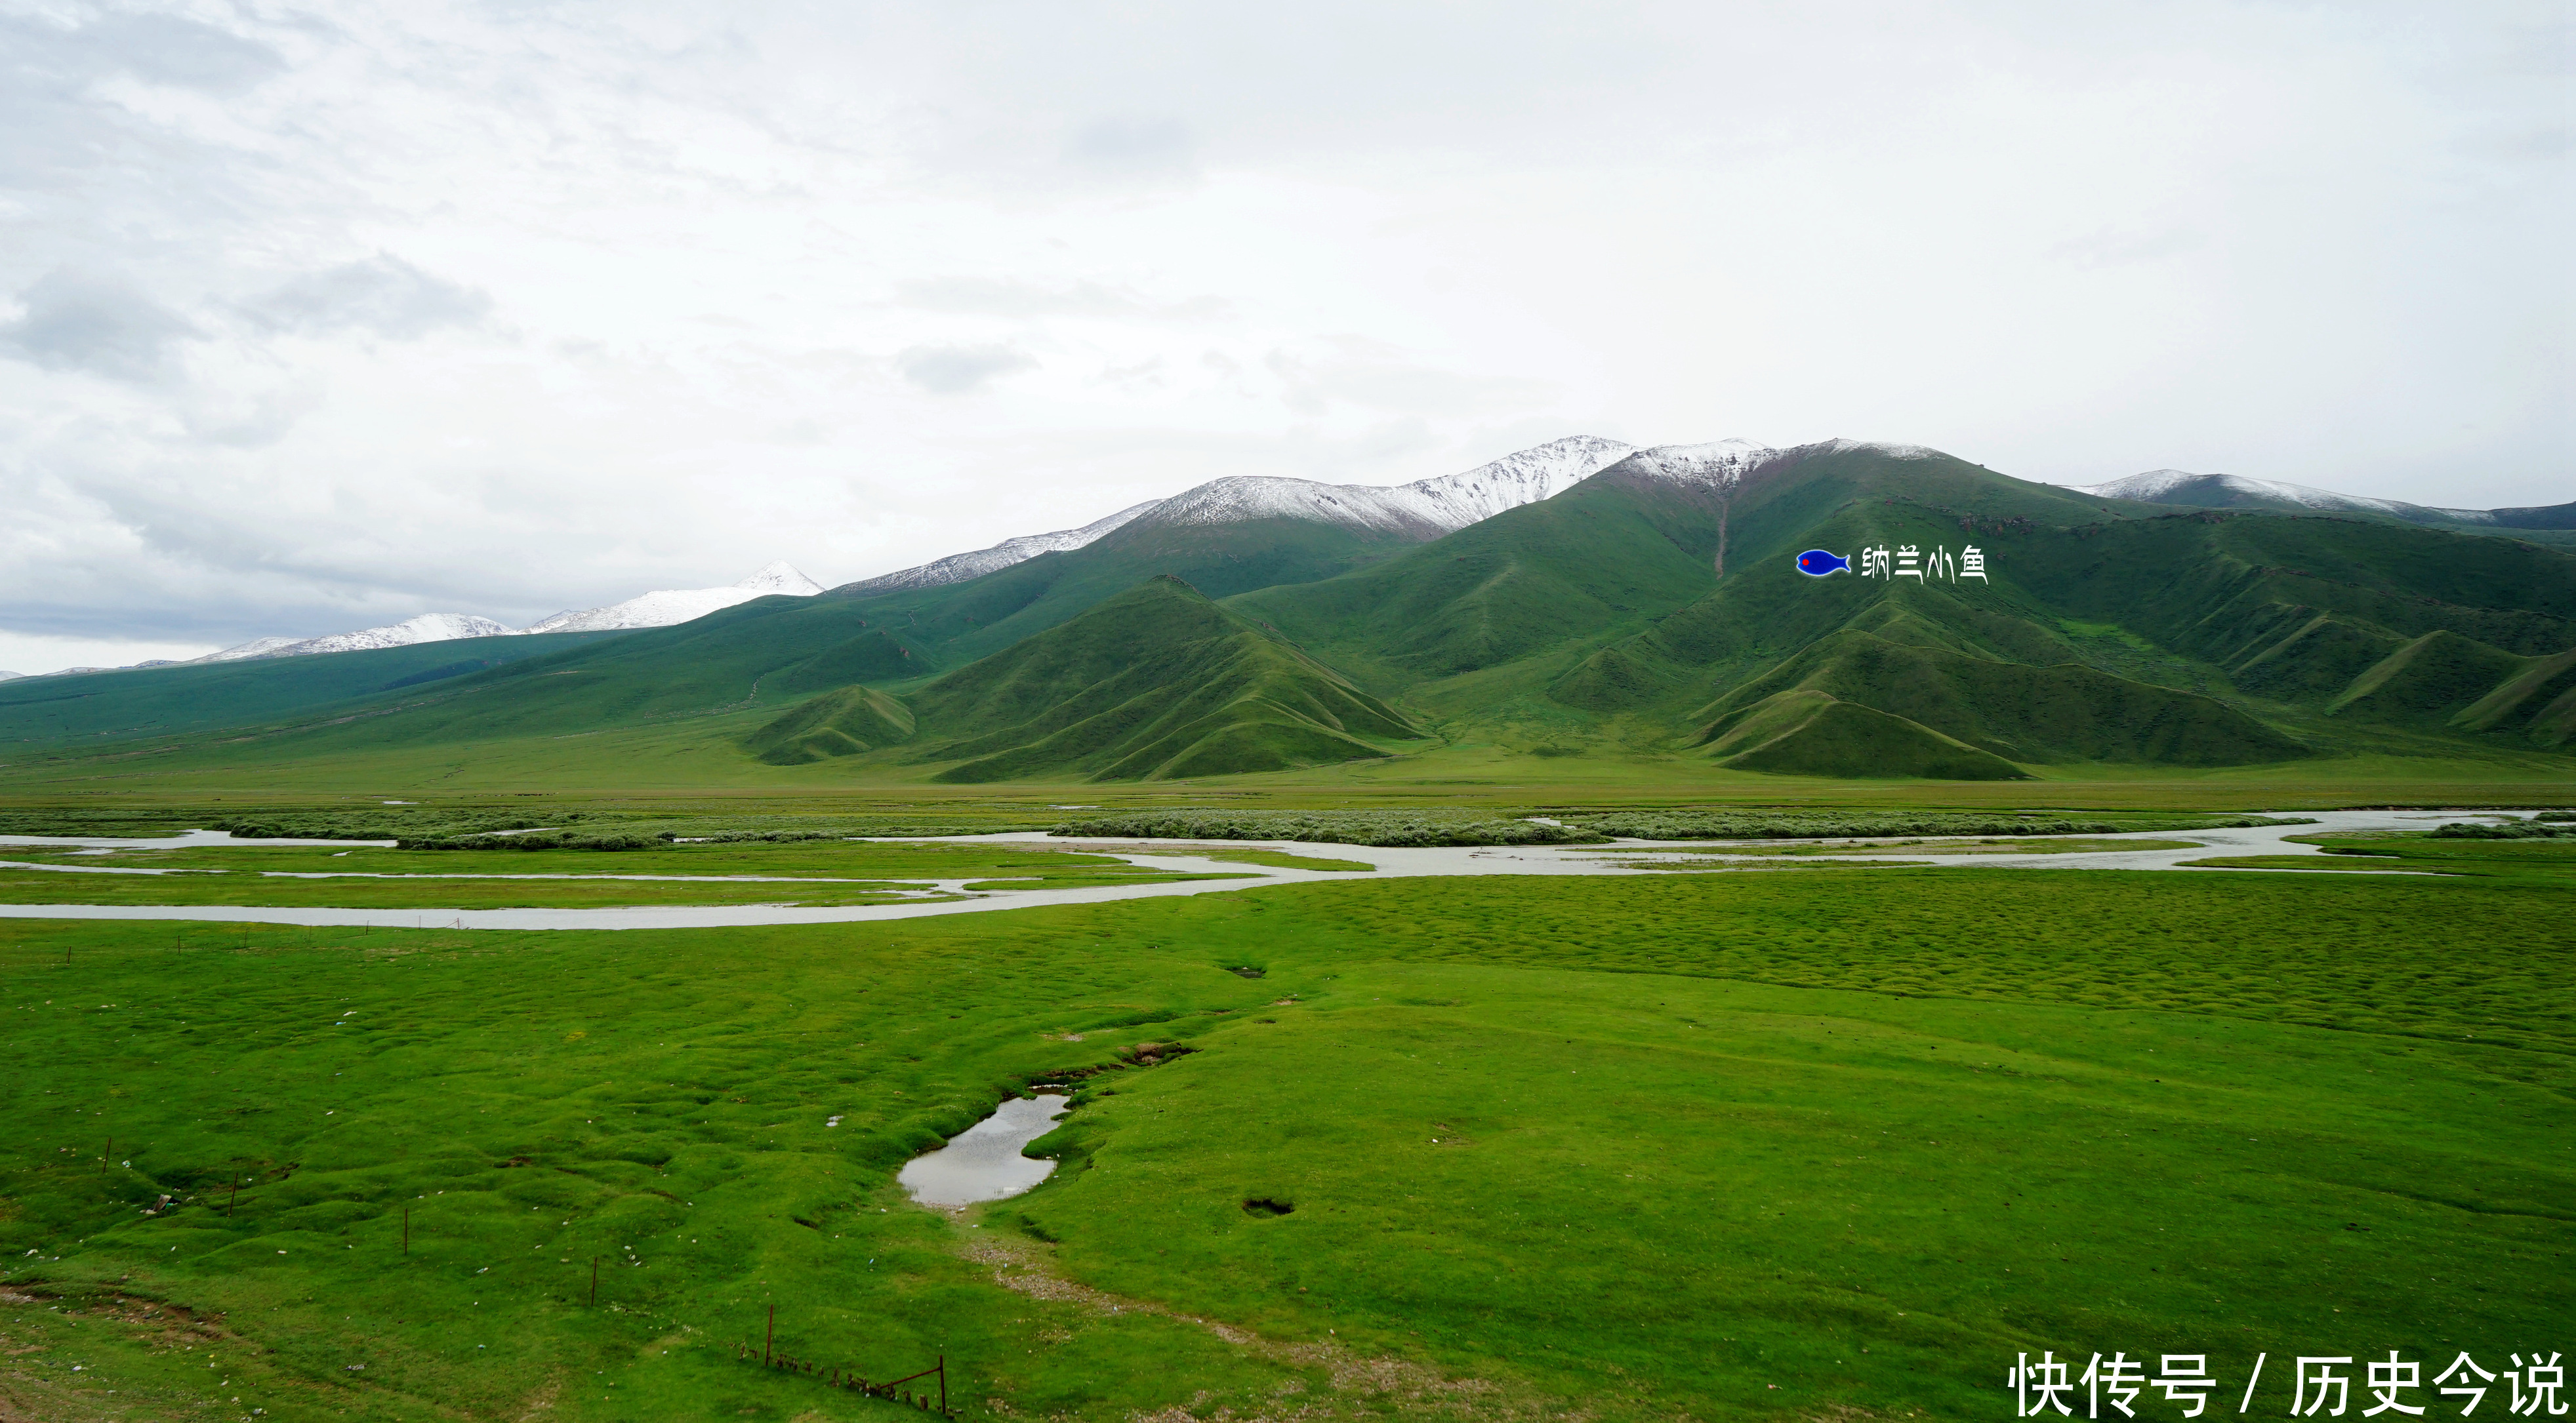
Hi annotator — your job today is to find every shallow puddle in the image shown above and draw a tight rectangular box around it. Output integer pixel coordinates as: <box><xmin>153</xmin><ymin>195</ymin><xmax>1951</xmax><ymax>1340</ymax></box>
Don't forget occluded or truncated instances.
<box><xmin>897</xmin><ymin>1094</ymin><xmax>1071</xmax><ymax>1207</ymax></box>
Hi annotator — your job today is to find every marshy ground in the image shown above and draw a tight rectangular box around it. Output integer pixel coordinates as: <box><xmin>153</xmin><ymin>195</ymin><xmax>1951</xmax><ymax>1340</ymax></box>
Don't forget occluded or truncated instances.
<box><xmin>0</xmin><ymin>814</ymin><xmax>2567</xmax><ymax>1421</ymax></box>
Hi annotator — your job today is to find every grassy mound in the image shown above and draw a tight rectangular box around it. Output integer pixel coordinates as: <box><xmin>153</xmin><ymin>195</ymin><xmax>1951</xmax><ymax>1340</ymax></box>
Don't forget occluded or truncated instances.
<box><xmin>2329</xmin><ymin>629</ymin><xmax>2528</xmax><ymax>723</ymax></box>
<box><xmin>1700</xmin><ymin>689</ymin><xmax>2029</xmax><ymax>779</ymax></box>
<box><xmin>1699</xmin><ymin>630</ymin><xmax>2305</xmax><ymax>769</ymax></box>
<box><xmin>744</xmin><ymin>685</ymin><xmax>916</xmax><ymax>764</ymax></box>
<box><xmin>909</xmin><ymin>576</ymin><xmax>1421</xmax><ymax>783</ymax></box>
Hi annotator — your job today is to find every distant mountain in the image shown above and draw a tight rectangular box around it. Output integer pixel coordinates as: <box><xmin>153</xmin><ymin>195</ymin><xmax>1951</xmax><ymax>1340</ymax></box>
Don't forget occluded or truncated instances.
<box><xmin>2075</xmin><ymin>470</ymin><xmax>2575</xmax><ymax>531</ymax></box>
<box><xmin>174</xmin><ymin>562</ymin><xmax>825</xmax><ymax>667</ymax></box>
<box><xmin>830</xmin><ymin>436</ymin><xmax>1634</xmax><ymax>601</ymax></box>
<box><xmin>840</xmin><ymin>504</ymin><xmax>1162</xmax><ymax>595</ymax></box>
<box><xmin>820</xmin><ymin>437</ymin><xmax>1641</xmax><ymax>669</ymax></box>
<box><xmin>1127</xmin><ymin>435</ymin><xmax>1636</xmax><ymax>540</ymax></box>
<box><xmin>523</xmin><ymin>561</ymin><xmax>823</xmax><ymax>633</ymax></box>
<box><xmin>204</xmin><ymin>612</ymin><xmax>520</xmax><ymax>662</ymax></box>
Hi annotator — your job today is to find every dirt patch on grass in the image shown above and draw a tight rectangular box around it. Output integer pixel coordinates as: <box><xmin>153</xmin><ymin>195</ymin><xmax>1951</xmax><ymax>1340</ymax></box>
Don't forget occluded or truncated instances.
<box><xmin>958</xmin><ymin>1232</ymin><xmax>1569</xmax><ymax>1422</ymax></box>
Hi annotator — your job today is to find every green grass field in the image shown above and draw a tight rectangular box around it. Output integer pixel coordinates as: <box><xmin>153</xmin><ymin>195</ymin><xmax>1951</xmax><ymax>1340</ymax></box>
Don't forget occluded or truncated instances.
<box><xmin>2</xmin><ymin>845</ymin><xmax>2568</xmax><ymax>1422</ymax></box>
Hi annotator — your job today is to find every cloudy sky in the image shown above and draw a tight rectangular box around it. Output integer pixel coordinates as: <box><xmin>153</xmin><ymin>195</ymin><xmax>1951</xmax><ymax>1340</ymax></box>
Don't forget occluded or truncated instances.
<box><xmin>2</xmin><ymin>1</ymin><xmax>2567</xmax><ymax>672</ymax></box>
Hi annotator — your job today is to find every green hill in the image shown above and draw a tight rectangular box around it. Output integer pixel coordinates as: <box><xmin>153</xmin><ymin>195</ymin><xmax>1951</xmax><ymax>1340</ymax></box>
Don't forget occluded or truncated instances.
<box><xmin>1230</xmin><ymin>441</ymin><xmax>2123</xmax><ymax>696</ymax></box>
<box><xmin>828</xmin><ymin>515</ymin><xmax>1422</xmax><ymax>668</ymax></box>
<box><xmin>0</xmin><ymin>631</ymin><xmax>624</xmax><ymax>750</ymax></box>
<box><xmin>897</xmin><ymin>575</ymin><xmax>1422</xmax><ymax>782</ymax></box>
<box><xmin>742</xmin><ymin>685</ymin><xmax>916</xmax><ymax>765</ymax></box>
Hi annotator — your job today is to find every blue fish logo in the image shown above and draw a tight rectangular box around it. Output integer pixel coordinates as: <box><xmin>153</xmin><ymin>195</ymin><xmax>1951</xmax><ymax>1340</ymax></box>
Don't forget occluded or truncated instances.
<box><xmin>1795</xmin><ymin>550</ymin><xmax>1850</xmax><ymax>577</ymax></box>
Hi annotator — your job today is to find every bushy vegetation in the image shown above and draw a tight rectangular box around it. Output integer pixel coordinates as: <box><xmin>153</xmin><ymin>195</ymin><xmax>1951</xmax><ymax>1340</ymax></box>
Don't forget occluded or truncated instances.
<box><xmin>2429</xmin><ymin>817</ymin><xmax>2576</xmax><ymax>839</ymax></box>
<box><xmin>397</xmin><ymin>829</ymin><xmax>668</xmax><ymax>851</ymax></box>
<box><xmin>1052</xmin><ymin>809</ymin><xmax>1603</xmax><ymax>846</ymax></box>
<box><xmin>213</xmin><ymin>810</ymin><xmax>563</xmax><ymax>841</ymax></box>
<box><xmin>1559</xmin><ymin>810</ymin><xmax>2313</xmax><ymax>840</ymax></box>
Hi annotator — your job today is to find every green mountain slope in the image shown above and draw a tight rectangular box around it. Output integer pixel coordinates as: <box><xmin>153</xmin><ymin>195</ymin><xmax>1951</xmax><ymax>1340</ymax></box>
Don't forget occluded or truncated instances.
<box><xmin>0</xmin><ymin>631</ymin><xmax>624</xmax><ymax>750</ymax></box>
<box><xmin>831</xmin><ymin>516</ymin><xmax>1420</xmax><ymax>669</ymax></box>
<box><xmin>894</xmin><ymin>575</ymin><xmax>1422</xmax><ymax>782</ymax></box>
<box><xmin>1545</xmin><ymin>495</ymin><xmax>2574</xmax><ymax>774</ymax></box>
<box><xmin>743</xmin><ymin>685</ymin><xmax>916</xmax><ymax>765</ymax></box>
<box><xmin>1700</xmin><ymin>689</ymin><xmax>2028</xmax><ymax>780</ymax></box>
<box><xmin>1231</xmin><ymin>441</ymin><xmax>2126</xmax><ymax>697</ymax></box>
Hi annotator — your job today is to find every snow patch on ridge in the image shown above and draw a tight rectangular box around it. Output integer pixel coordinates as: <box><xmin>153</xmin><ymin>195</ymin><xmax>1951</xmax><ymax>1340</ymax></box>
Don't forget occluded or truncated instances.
<box><xmin>218</xmin><ymin>613</ymin><xmax>519</xmax><ymax>662</ymax></box>
<box><xmin>842</xmin><ymin>502</ymin><xmax>1161</xmax><ymax>595</ymax></box>
<box><xmin>523</xmin><ymin>563</ymin><xmax>824</xmax><ymax>634</ymax></box>
<box><xmin>1614</xmin><ymin>439</ymin><xmax>1778</xmax><ymax>486</ymax></box>
<box><xmin>178</xmin><ymin>563</ymin><xmax>825</xmax><ymax>665</ymax></box>
<box><xmin>2076</xmin><ymin>470</ymin><xmax>2493</xmax><ymax>523</ymax></box>
<box><xmin>1139</xmin><ymin>435</ymin><xmax>1638</xmax><ymax>538</ymax></box>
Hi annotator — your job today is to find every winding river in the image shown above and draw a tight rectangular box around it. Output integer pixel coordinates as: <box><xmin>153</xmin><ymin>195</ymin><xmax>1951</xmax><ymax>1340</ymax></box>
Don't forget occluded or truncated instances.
<box><xmin>0</xmin><ymin>809</ymin><xmax>2535</xmax><ymax>931</ymax></box>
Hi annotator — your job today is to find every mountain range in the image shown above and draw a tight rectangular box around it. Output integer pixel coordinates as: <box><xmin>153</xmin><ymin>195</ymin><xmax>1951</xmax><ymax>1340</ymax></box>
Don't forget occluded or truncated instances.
<box><xmin>2</xmin><ymin>437</ymin><xmax>2568</xmax><ymax>784</ymax></box>
<box><xmin>2071</xmin><ymin>470</ymin><xmax>2575</xmax><ymax>534</ymax></box>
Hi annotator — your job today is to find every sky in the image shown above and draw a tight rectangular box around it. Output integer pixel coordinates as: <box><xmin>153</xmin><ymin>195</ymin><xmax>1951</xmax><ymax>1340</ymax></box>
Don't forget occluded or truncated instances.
<box><xmin>1</xmin><ymin>0</ymin><xmax>2567</xmax><ymax>673</ymax></box>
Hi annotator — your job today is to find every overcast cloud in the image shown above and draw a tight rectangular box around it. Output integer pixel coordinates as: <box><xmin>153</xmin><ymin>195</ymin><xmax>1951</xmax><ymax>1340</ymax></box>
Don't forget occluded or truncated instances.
<box><xmin>0</xmin><ymin>0</ymin><xmax>2566</xmax><ymax>671</ymax></box>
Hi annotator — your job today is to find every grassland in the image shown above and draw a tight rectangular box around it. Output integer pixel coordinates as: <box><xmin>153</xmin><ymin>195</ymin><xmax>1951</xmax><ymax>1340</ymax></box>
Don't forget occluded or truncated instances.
<box><xmin>1</xmin><ymin>845</ymin><xmax>2568</xmax><ymax>1422</ymax></box>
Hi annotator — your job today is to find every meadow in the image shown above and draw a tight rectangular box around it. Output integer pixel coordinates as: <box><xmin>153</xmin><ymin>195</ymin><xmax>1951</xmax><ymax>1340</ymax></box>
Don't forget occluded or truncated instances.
<box><xmin>1</xmin><ymin>841</ymin><xmax>2568</xmax><ymax>1422</ymax></box>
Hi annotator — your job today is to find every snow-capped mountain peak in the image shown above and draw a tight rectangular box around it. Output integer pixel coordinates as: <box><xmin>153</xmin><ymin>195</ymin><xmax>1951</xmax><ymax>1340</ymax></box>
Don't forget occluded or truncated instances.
<box><xmin>175</xmin><ymin>561</ymin><xmax>825</xmax><ymax>665</ymax></box>
<box><xmin>2074</xmin><ymin>470</ymin><xmax>2493</xmax><ymax>523</ymax></box>
<box><xmin>839</xmin><ymin>502</ymin><xmax>1161</xmax><ymax>596</ymax></box>
<box><xmin>737</xmin><ymin>561</ymin><xmax>826</xmax><ymax>595</ymax></box>
<box><xmin>1135</xmin><ymin>435</ymin><xmax>1639</xmax><ymax>539</ymax></box>
<box><xmin>1611</xmin><ymin>439</ymin><xmax>1780</xmax><ymax>486</ymax></box>
<box><xmin>523</xmin><ymin>563</ymin><xmax>824</xmax><ymax>635</ymax></box>
<box><xmin>837</xmin><ymin>437</ymin><xmax>1636</xmax><ymax>594</ymax></box>
<box><xmin>206</xmin><ymin>613</ymin><xmax>518</xmax><ymax>662</ymax></box>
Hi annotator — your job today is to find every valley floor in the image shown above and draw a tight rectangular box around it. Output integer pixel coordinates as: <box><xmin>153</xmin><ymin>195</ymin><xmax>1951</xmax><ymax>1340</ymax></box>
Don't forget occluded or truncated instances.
<box><xmin>0</xmin><ymin>813</ymin><xmax>2567</xmax><ymax>1423</ymax></box>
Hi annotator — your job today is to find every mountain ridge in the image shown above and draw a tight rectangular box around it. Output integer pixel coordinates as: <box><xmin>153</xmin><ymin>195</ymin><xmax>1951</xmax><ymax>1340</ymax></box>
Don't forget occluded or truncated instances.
<box><xmin>2074</xmin><ymin>470</ymin><xmax>2573</xmax><ymax>531</ymax></box>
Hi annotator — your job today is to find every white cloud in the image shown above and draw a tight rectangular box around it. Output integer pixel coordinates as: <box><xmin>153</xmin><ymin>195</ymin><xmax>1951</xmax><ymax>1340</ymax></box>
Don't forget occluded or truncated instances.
<box><xmin>0</xmin><ymin>270</ymin><xmax>199</xmax><ymax>385</ymax></box>
<box><xmin>896</xmin><ymin>342</ymin><xmax>1041</xmax><ymax>394</ymax></box>
<box><xmin>239</xmin><ymin>255</ymin><xmax>491</xmax><ymax>340</ymax></box>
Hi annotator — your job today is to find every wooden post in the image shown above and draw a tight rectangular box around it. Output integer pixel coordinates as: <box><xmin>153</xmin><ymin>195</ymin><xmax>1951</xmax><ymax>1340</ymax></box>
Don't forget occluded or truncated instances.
<box><xmin>764</xmin><ymin>1304</ymin><xmax>774</xmax><ymax>1365</ymax></box>
<box><xmin>589</xmin><ymin>1256</ymin><xmax>599</xmax><ymax>1305</ymax></box>
<box><xmin>939</xmin><ymin>1355</ymin><xmax>947</xmax><ymax>1415</ymax></box>
<box><xmin>402</xmin><ymin>1204</ymin><xmax>410</xmax><ymax>1255</ymax></box>
<box><xmin>227</xmin><ymin>1174</ymin><xmax>238</xmax><ymax>1216</ymax></box>
<box><xmin>103</xmin><ymin>1136</ymin><xmax>111</xmax><ymax>1168</ymax></box>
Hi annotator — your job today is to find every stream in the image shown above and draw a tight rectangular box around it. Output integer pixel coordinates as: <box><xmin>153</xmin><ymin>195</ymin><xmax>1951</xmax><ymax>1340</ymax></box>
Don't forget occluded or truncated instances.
<box><xmin>0</xmin><ymin>809</ymin><xmax>2538</xmax><ymax>930</ymax></box>
<box><xmin>897</xmin><ymin>1095</ymin><xmax>1073</xmax><ymax>1207</ymax></box>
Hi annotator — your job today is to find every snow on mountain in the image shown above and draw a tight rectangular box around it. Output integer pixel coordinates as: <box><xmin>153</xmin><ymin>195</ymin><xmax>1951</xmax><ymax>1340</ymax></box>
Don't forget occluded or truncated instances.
<box><xmin>1610</xmin><ymin>439</ymin><xmax>1780</xmax><ymax>486</ymax></box>
<box><xmin>840</xmin><ymin>502</ymin><xmax>1162</xmax><ymax>595</ymax></box>
<box><xmin>2075</xmin><ymin>470</ymin><xmax>2492</xmax><ymax>523</ymax></box>
<box><xmin>0</xmin><ymin>670</ymin><xmax>22</xmax><ymax>681</ymax></box>
<box><xmin>174</xmin><ymin>563</ymin><xmax>825</xmax><ymax>665</ymax></box>
<box><xmin>523</xmin><ymin>562</ymin><xmax>825</xmax><ymax>634</ymax></box>
<box><xmin>230</xmin><ymin>613</ymin><xmax>521</xmax><ymax>661</ymax></box>
<box><xmin>195</xmin><ymin>635</ymin><xmax>304</xmax><ymax>664</ymax></box>
<box><xmin>1135</xmin><ymin>435</ymin><xmax>1639</xmax><ymax>538</ymax></box>
<box><xmin>734</xmin><ymin>560</ymin><xmax>828</xmax><ymax>595</ymax></box>
<box><xmin>836</xmin><ymin>437</ymin><xmax>1637</xmax><ymax>593</ymax></box>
